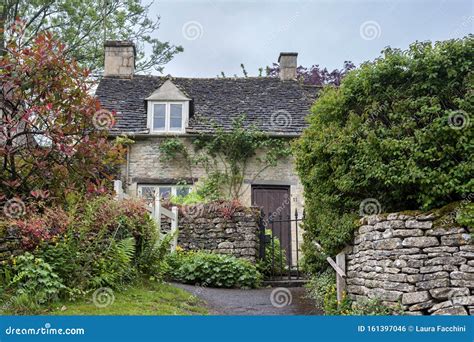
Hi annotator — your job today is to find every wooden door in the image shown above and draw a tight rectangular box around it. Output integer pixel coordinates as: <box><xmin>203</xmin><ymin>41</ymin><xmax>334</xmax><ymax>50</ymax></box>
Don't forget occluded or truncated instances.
<box><xmin>251</xmin><ymin>185</ymin><xmax>291</xmax><ymax>260</ymax></box>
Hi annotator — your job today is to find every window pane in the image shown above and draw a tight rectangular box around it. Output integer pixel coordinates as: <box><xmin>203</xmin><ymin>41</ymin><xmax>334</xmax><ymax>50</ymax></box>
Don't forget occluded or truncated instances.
<box><xmin>176</xmin><ymin>186</ymin><xmax>190</xmax><ymax>198</ymax></box>
<box><xmin>139</xmin><ymin>186</ymin><xmax>156</xmax><ymax>205</ymax></box>
<box><xmin>170</xmin><ymin>104</ymin><xmax>183</xmax><ymax>130</ymax></box>
<box><xmin>159</xmin><ymin>187</ymin><xmax>172</xmax><ymax>199</ymax></box>
<box><xmin>153</xmin><ymin>104</ymin><xmax>166</xmax><ymax>130</ymax></box>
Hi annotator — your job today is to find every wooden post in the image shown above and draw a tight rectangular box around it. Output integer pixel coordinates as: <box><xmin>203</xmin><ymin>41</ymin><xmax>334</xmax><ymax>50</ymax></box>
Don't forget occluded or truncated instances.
<box><xmin>153</xmin><ymin>196</ymin><xmax>161</xmax><ymax>234</ymax></box>
<box><xmin>113</xmin><ymin>180</ymin><xmax>123</xmax><ymax>200</ymax></box>
<box><xmin>171</xmin><ymin>206</ymin><xmax>179</xmax><ymax>252</ymax></box>
<box><xmin>336</xmin><ymin>252</ymin><xmax>346</xmax><ymax>303</ymax></box>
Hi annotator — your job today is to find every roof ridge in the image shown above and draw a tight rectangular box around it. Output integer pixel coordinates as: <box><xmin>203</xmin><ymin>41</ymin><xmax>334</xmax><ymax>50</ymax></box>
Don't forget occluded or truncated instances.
<box><xmin>130</xmin><ymin>74</ymin><xmax>286</xmax><ymax>81</ymax></box>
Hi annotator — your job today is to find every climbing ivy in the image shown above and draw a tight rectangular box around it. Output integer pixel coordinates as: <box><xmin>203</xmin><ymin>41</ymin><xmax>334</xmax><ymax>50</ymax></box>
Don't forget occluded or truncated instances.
<box><xmin>158</xmin><ymin>115</ymin><xmax>292</xmax><ymax>200</ymax></box>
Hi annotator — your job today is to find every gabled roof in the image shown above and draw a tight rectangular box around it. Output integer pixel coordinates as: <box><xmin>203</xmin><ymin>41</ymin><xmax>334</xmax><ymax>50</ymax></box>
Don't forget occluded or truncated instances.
<box><xmin>145</xmin><ymin>79</ymin><xmax>191</xmax><ymax>101</ymax></box>
<box><xmin>95</xmin><ymin>75</ymin><xmax>319</xmax><ymax>135</ymax></box>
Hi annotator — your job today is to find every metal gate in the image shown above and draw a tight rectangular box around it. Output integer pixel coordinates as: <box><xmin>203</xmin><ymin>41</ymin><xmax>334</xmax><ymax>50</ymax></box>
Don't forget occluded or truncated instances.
<box><xmin>258</xmin><ymin>208</ymin><xmax>304</xmax><ymax>280</ymax></box>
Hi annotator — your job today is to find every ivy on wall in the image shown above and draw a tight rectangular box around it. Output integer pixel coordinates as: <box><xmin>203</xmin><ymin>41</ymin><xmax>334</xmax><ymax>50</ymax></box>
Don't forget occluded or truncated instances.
<box><xmin>159</xmin><ymin>115</ymin><xmax>292</xmax><ymax>200</ymax></box>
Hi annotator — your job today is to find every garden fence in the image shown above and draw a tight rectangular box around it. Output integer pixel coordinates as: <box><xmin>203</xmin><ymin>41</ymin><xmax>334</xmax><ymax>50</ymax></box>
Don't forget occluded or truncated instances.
<box><xmin>113</xmin><ymin>180</ymin><xmax>178</xmax><ymax>251</ymax></box>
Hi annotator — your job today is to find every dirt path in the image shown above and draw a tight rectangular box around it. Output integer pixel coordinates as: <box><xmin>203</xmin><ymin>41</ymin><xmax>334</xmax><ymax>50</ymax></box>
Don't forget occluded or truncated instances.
<box><xmin>172</xmin><ymin>283</ymin><xmax>323</xmax><ymax>315</ymax></box>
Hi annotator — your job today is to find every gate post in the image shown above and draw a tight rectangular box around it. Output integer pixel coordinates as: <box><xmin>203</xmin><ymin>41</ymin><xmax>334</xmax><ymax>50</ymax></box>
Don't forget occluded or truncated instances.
<box><xmin>258</xmin><ymin>209</ymin><xmax>266</xmax><ymax>260</ymax></box>
<box><xmin>170</xmin><ymin>206</ymin><xmax>179</xmax><ymax>252</ymax></box>
<box><xmin>336</xmin><ymin>252</ymin><xmax>347</xmax><ymax>303</ymax></box>
<box><xmin>114</xmin><ymin>180</ymin><xmax>123</xmax><ymax>200</ymax></box>
<box><xmin>153</xmin><ymin>195</ymin><xmax>161</xmax><ymax>234</ymax></box>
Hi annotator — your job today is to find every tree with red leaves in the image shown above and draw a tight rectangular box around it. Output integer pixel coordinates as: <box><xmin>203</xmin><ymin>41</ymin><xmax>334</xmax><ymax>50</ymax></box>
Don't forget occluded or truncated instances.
<box><xmin>266</xmin><ymin>61</ymin><xmax>355</xmax><ymax>86</ymax></box>
<box><xmin>0</xmin><ymin>22</ymin><xmax>125</xmax><ymax>205</ymax></box>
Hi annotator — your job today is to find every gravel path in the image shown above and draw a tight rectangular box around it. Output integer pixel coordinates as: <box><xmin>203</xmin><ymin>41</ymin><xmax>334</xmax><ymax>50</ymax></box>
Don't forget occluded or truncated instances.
<box><xmin>172</xmin><ymin>283</ymin><xmax>323</xmax><ymax>315</ymax></box>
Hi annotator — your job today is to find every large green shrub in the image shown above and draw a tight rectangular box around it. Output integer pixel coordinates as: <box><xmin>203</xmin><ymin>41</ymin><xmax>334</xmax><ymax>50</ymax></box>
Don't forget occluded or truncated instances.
<box><xmin>294</xmin><ymin>36</ymin><xmax>473</xmax><ymax>272</ymax></box>
<box><xmin>166</xmin><ymin>251</ymin><xmax>262</xmax><ymax>288</ymax></box>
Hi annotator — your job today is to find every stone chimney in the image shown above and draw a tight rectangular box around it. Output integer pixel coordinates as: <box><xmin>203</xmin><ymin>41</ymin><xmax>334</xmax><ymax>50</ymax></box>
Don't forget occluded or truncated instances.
<box><xmin>278</xmin><ymin>52</ymin><xmax>298</xmax><ymax>81</ymax></box>
<box><xmin>104</xmin><ymin>41</ymin><xmax>136</xmax><ymax>78</ymax></box>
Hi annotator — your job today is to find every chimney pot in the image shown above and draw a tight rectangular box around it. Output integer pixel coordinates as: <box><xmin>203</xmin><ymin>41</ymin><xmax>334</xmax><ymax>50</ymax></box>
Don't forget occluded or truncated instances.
<box><xmin>104</xmin><ymin>41</ymin><xmax>136</xmax><ymax>78</ymax></box>
<box><xmin>278</xmin><ymin>52</ymin><xmax>298</xmax><ymax>81</ymax></box>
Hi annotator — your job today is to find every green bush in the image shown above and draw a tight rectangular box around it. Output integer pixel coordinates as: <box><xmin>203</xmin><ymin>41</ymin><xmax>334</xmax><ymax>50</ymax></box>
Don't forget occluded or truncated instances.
<box><xmin>166</xmin><ymin>251</ymin><xmax>261</xmax><ymax>288</ymax></box>
<box><xmin>457</xmin><ymin>202</ymin><xmax>474</xmax><ymax>229</ymax></box>
<box><xmin>294</xmin><ymin>36</ymin><xmax>474</xmax><ymax>271</ymax></box>
<box><xmin>305</xmin><ymin>269</ymin><xmax>336</xmax><ymax>308</ymax></box>
<box><xmin>6</xmin><ymin>253</ymin><xmax>65</xmax><ymax>313</ymax></box>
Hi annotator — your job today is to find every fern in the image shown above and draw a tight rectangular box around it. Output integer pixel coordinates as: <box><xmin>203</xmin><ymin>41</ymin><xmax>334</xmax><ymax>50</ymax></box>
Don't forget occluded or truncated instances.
<box><xmin>117</xmin><ymin>237</ymin><xmax>136</xmax><ymax>262</ymax></box>
<box><xmin>91</xmin><ymin>238</ymin><xmax>136</xmax><ymax>288</ymax></box>
<box><xmin>138</xmin><ymin>232</ymin><xmax>174</xmax><ymax>278</ymax></box>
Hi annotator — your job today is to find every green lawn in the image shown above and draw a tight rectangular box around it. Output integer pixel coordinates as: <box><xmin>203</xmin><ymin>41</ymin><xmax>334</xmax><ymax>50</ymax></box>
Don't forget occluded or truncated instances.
<box><xmin>2</xmin><ymin>281</ymin><xmax>208</xmax><ymax>316</ymax></box>
<box><xmin>52</xmin><ymin>281</ymin><xmax>208</xmax><ymax>315</ymax></box>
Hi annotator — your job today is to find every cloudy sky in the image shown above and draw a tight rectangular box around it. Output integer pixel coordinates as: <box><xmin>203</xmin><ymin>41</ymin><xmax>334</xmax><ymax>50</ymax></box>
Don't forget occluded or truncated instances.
<box><xmin>148</xmin><ymin>0</ymin><xmax>472</xmax><ymax>77</ymax></box>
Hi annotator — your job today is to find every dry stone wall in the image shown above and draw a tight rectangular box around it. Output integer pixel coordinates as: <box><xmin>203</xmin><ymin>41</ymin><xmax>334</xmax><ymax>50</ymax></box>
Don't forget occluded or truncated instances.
<box><xmin>347</xmin><ymin>211</ymin><xmax>473</xmax><ymax>315</ymax></box>
<box><xmin>0</xmin><ymin>230</ymin><xmax>21</xmax><ymax>262</ymax></box>
<box><xmin>161</xmin><ymin>203</ymin><xmax>260</xmax><ymax>263</ymax></box>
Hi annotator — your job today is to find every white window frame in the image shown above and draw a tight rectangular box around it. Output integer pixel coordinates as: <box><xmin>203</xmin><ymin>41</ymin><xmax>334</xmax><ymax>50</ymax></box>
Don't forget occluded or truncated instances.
<box><xmin>137</xmin><ymin>184</ymin><xmax>192</xmax><ymax>200</ymax></box>
<box><xmin>147</xmin><ymin>101</ymin><xmax>188</xmax><ymax>134</ymax></box>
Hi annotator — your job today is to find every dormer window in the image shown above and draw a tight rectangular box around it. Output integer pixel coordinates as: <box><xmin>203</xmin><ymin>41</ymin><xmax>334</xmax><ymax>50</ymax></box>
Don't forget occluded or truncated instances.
<box><xmin>146</xmin><ymin>80</ymin><xmax>190</xmax><ymax>134</ymax></box>
<box><xmin>150</xmin><ymin>102</ymin><xmax>185</xmax><ymax>132</ymax></box>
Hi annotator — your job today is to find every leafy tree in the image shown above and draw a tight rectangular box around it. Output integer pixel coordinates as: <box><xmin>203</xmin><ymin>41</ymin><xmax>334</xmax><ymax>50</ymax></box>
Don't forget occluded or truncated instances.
<box><xmin>0</xmin><ymin>26</ymin><xmax>125</xmax><ymax>203</ymax></box>
<box><xmin>0</xmin><ymin>0</ymin><xmax>182</xmax><ymax>73</ymax></box>
<box><xmin>294</xmin><ymin>36</ymin><xmax>473</xmax><ymax>272</ymax></box>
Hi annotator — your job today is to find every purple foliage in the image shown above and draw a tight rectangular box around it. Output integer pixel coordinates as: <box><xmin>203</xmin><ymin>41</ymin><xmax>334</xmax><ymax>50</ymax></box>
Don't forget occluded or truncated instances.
<box><xmin>266</xmin><ymin>61</ymin><xmax>355</xmax><ymax>86</ymax></box>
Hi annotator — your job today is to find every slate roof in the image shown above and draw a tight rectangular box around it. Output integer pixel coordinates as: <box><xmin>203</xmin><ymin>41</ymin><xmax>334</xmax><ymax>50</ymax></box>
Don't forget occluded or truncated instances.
<box><xmin>95</xmin><ymin>75</ymin><xmax>319</xmax><ymax>135</ymax></box>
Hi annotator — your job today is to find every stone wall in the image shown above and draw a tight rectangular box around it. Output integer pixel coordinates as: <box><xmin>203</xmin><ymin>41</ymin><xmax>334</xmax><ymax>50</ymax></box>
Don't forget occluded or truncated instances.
<box><xmin>346</xmin><ymin>211</ymin><xmax>473</xmax><ymax>315</ymax></box>
<box><xmin>0</xmin><ymin>234</ymin><xmax>21</xmax><ymax>262</ymax></box>
<box><xmin>161</xmin><ymin>203</ymin><xmax>260</xmax><ymax>262</ymax></box>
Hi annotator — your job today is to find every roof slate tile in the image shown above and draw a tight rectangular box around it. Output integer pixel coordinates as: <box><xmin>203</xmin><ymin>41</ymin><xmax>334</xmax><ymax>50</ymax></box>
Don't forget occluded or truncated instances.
<box><xmin>95</xmin><ymin>75</ymin><xmax>318</xmax><ymax>135</ymax></box>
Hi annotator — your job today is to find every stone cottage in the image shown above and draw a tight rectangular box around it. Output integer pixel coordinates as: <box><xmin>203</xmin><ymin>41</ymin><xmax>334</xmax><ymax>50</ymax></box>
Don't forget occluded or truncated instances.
<box><xmin>96</xmin><ymin>41</ymin><xmax>318</xmax><ymax>263</ymax></box>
